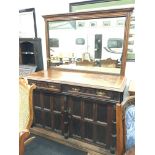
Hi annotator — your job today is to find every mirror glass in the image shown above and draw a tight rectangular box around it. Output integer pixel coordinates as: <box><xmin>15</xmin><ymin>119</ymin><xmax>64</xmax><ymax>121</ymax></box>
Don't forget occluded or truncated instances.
<box><xmin>48</xmin><ymin>17</ymin><xmax>126</xmax><ymax>74</ymax></box>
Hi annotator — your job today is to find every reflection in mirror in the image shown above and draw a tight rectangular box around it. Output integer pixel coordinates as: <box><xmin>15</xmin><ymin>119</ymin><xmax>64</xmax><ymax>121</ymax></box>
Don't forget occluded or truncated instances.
<box><xmin>48</xmin><ymin>17</ymin><xmax>125</xmax><ymax>74</ymax></box>
<box><xmin>49</xmin><ymin>38</ymin><xmax>59</xmax><ymax>47</ymax></box>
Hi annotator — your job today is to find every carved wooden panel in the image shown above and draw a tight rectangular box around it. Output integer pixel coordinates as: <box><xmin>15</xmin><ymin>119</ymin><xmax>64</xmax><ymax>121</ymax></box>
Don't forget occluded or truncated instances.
<box><xmin>32</xmin><ymin>89</ymin><xmax>65</xmax><ymax>134</ymax></box>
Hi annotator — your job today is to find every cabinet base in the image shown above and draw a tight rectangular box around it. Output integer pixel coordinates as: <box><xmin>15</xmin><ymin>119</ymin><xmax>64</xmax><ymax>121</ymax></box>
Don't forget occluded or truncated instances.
<box><xmin>30</xmin><ymin>127</ymin><xmax>112</xmax><ymax>155</ymax></box>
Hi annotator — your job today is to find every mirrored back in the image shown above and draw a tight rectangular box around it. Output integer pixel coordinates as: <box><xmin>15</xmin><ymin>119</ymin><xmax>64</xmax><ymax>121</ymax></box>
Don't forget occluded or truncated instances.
<box><xmin>43</xmin><ymin>8</ymin><xmax>133</xmax><ymax>75</ymax></box>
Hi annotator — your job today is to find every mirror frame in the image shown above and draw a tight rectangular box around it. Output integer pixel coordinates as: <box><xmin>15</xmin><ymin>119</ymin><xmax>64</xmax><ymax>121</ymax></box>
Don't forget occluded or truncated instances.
<box><xmin>43</xmin><ymin>8</ymin><xmax>134</xmax><ymax>76</ymax></box>
<box><xmin>19</xmin><ymin>8</ymin><xmax>37</xmax><ymax>38</ymax></box>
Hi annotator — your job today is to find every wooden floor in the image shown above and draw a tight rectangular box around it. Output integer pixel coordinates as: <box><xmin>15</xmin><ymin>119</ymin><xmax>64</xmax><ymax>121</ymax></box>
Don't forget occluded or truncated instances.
<box><xmin>30</xmin><ymin>127</ymin><xmax>113</xmax><ymax>155</ymax></box>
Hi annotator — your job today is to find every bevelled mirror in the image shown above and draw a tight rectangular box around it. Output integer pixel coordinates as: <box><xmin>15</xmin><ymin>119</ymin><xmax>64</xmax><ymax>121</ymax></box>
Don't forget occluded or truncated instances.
<box><xmin>43</xmin><ymin>8</ymin><xmax>133</xmax><ymax>75</ymax></box>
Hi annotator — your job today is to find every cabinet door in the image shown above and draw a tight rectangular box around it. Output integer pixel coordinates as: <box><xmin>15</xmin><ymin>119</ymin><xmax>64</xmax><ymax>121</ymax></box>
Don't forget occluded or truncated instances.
<box><xmin>52</xmin><ymin>94</ymin><xmax>65</xmax><ymax>134</ymax></box>
<box><xmin>68</xmin><ymin>96</ymin><xmax>115</xmax><ymax>149</ymax></box>
<box><xmin>68</xmin><ymin>97</ymin><xmax>82</xmax><ymax>138</ymax></box>
<box><xmin>33</xmin><ymin>89</ymin><xmax>65</xmax><ymax>134</ymax></box>
<box><xmin>33</xmin><ymin>90</ymin><xmax>42</xmax><ymax>126</ymax></box>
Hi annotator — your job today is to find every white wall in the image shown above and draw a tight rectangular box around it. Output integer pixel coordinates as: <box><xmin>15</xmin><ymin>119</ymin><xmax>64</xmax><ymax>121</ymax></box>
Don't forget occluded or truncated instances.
<box><xmin>19</xmin><ymin>0</ymin><xmax>135</xmax><ymax>82</ymax></box>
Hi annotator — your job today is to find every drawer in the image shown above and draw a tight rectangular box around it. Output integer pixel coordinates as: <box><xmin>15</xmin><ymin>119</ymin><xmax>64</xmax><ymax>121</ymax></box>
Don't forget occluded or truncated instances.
<box><xmin>47</xmin><ymin>82</ymin><xmax>61</xmax><ymax>92</ymax></box>
<box><xmin>28</xmin><ymin>80</ymin><xmax>61</xmax><ymax>92</ymax></box>
<box><xmin>28</xmin><ymin>80</ymin><xmax>47</xmax><ymax>87</ymax></box>
<box><xmin>66</xmin><ymin>86</ymin><xmax>81</xmax><ymax>93</ymax></box>
<box><xmin>95</xmin><ymin>89</ymin><xmax>122</xmax><ymax>101</ymax></box>
<box><xmin>62</xmin><ymin>85</ymin><xmax>112</xmax><ymax>100</ymax></box>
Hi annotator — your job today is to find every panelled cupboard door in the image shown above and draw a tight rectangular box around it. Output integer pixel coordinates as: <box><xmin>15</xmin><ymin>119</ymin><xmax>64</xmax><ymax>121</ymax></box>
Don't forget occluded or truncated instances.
<box><xmin>33</xmin><ymin>90</ymin><xmax>42</xmax><ymax>126</ymax></box>
<box><xmin>33</xmin><ymin>89</ymin><xmax>65</xmax><ymax>134</ymax></box>
<box><xmin>31</xmin><ymin>86</ymin><xmax>118</xmax><ymax>152</ymax></box>
<box><xmin>68</xmin><ymin>96</ymin><xmax>116</xmax><ymax>149</ymax></box>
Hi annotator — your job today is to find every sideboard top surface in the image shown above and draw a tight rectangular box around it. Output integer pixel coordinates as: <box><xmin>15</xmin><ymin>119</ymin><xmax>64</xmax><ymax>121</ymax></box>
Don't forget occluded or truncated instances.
<box><xmin>27</xmin><ymin>68</ymin><xmax>126</xmax><ymax>92</ymax></box>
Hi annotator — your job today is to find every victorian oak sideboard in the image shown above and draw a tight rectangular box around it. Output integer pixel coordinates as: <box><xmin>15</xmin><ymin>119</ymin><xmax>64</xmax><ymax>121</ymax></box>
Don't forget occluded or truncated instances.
<box><xmin>27</xmin><ymin>68</ymin><xmax>126</xmax><ymax>154</ymax></box>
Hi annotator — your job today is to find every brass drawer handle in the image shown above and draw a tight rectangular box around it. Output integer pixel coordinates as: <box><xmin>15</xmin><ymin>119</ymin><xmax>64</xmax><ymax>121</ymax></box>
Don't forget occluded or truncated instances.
<box><xmin>96</xmin><ymin>91</ymin><xmax>106</xmax><ymax>96</ymax></box>
<box><xmin>71</xmin><ymin>88</ymin><xmax>80</xmax><ymax>92</ymax></box>
<box><xmin>49</xmin><ymin>85</ymin><xmax>56</xmax><ymax>89</ymax></box>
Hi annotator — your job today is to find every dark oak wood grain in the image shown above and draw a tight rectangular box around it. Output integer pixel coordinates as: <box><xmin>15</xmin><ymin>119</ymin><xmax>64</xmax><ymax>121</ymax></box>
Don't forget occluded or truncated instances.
<box><xmin>27</xmin><ymin>68</ymin><xmax>126</xmax><ymax>92</ymax></box>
